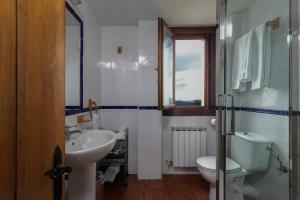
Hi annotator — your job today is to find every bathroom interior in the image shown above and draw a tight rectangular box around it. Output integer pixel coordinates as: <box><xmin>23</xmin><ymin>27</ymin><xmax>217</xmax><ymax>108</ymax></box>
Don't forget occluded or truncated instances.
<box><xmin>1</xmin><ymin>0</ymin><xmax>300</xmax><ymax>200</ymax></box>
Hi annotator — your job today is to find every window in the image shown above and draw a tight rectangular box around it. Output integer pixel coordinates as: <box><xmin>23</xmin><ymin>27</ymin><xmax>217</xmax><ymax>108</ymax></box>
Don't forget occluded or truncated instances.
<box><xmin>158</xmin><ymin>18</ymin><xmax>216</xmax><ymax>116</ymax></box>
<box><xmin>175</xmin><ymin>40</ymin><xmax>205</xmax><ymax>107</ymax></box>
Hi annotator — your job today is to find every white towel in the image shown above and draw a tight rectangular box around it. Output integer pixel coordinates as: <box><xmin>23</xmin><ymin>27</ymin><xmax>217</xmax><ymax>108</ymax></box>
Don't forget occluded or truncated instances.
<box><xmin>251</xmin><ymin>23</ymin><xmax>271</xmax><ymax>90</ymax></box>
<box><xmin>104</xmin><ymin>163</ymin><xmax>121</xmax><ymax>183</ymax></box>
<box><xmin>232</xmin><ymin>31</ymin><xmax>254</xmax><ymax>91</ymax></box>
<box><xmin>115</xmin><ymin>131</ymin><xmax>126</xmax><ymax>140</ymax></box>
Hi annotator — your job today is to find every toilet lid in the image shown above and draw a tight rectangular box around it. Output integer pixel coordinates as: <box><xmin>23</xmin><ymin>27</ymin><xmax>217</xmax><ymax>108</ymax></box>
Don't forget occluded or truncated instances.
<box><xmin>196</xmin><ymin>156</ymin><xmax>241</xmax><ymax>174</ymax></box>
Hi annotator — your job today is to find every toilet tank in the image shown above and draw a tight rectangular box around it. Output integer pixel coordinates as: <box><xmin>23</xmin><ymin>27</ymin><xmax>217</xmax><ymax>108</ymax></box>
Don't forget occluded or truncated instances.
<box><xmin>230</xmin><ymin>131</ymin><xmax>272</xmax><ymax>172</ymax></box>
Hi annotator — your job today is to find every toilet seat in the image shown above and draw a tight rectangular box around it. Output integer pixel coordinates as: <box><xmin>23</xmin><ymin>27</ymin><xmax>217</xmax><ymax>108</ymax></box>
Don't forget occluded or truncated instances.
<box><xmin>196</xmin><ymin>156</ymin><xmax>241</xmax><ymax>174</ymax></box>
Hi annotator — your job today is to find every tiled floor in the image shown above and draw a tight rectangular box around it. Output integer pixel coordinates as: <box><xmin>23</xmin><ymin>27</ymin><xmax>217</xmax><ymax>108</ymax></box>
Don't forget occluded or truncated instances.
<box><xmin>96</xmin><ymin>174</ymin><xmax>210</xmax><ymax>200</ymax></box>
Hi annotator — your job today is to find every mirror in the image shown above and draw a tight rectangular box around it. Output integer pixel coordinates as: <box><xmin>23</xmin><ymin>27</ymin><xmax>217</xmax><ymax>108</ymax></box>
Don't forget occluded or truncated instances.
<box><xmin>65</xmin><ymin>2</ymin><xmax>83</xmax><ymax>110</ymax></box>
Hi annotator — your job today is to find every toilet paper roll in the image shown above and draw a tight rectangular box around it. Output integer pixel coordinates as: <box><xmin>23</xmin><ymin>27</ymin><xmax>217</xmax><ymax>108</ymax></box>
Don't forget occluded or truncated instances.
<box><xmin>210</xmin><ymin>118</ymin><xmax>216</xmax><ymax>126</ymax></box>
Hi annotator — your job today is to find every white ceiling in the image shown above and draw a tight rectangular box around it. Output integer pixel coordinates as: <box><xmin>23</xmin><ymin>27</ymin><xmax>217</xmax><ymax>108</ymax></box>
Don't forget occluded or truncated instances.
<box><xmin>87</xmin><ymin>0</ymin><xmax>217</xmax><ymax>26</ymax></box>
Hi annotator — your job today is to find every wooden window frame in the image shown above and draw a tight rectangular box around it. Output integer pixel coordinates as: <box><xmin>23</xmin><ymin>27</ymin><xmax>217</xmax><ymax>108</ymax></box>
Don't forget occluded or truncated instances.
<box><xmin>158</xmin><ymin>26</ymin><xmax>217</xmax><ymax>116</ymax></box>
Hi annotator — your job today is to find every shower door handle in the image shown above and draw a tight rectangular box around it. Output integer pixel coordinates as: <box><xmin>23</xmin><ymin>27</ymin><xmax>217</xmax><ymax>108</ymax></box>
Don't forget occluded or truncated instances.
<box><xmin>225</xmin><ymin>94</ymin><xmax>235</xmax><ymax>136</ymax></box>
<box><xmin>217</xmin><ymin>94</ymin><xmax>224</xmax><ymax>135</ymax></box>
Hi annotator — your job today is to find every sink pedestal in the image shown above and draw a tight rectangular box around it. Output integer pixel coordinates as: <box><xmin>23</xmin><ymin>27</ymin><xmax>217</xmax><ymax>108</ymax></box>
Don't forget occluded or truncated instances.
<box><xmin>68</xmin><ymin>163</ymin><xmax>96</xmax><ymax>200</ymax></box>
<box><xmin>66</xmin><ymin>130</ymin><xmax>116</xmax><ymax>200</ymax></box>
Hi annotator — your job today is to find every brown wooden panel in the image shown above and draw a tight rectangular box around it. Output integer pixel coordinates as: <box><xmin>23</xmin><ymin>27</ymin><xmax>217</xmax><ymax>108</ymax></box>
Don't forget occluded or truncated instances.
<box><xmin>17</xmin><ymin>0</ymin><xmax>65</xmax><ymax>199</ymax></box>
<box><xmin>171</xmin><ymin>26</ymin><xmax>217</xmax><ymax>35</ymax></box>
<box><xmin>0</xmin><ymin>0</ymin><xmax>16</xmax><ymax>199</ymax></box>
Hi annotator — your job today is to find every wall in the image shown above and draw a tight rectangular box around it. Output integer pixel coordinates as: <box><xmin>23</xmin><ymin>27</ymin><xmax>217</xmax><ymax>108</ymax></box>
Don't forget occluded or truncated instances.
<box><xmin>226</xmin><ymin>0</ymin><xmax>290</xmax><ymax>199</ymax></box>
<box><xmin>99</xmin><ymin>26</ymin><xmax>139</xmax><ymax>174</ymax></box>
<box><xmin>66</xmin><ymin>14</ymin><xmax>217</xmax><ymax>178</ymax></box>
<box><xmin>76</xmin><ymin>0</ymin><xmax>101</xmax><ymax>106</ymax></box>
<box><xmin>137</xmin><ymin>21</ymin><xmax>162</xmax><ymax>179</ymax></box>
<box><xmin>98</xmin><ymin>21</ymin><xmax>217</xmax><ymax>178</ymax></box>
<box><xmin>98</xmin><ymin>23</ymin><xmax>163</xmax><ymax>179</ymax></box>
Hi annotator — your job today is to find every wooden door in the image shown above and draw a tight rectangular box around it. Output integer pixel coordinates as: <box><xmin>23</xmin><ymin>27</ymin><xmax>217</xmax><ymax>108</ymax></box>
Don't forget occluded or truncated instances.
<box><xmin>17</xmin><ymin>0</ymin><xmax>65</xmax><ymax>199</ymax></box>
<box><xmin>0</xmin><ymin>0</ymin><xmax>17</xmax><ymax>199</ymax></box>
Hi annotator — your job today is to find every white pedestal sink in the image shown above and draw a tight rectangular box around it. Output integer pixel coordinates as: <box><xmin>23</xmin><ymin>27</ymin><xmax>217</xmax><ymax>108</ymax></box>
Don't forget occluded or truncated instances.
<box><xmin>66</xmin><ymin>130</ymin><xmax>116</xmax><ymax>200</ymax></box>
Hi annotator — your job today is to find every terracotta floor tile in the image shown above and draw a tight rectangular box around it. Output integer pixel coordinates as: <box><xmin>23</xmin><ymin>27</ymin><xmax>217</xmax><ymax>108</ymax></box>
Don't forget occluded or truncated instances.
<box><xmin>114</xmin><ymin>188</ymin><xmax>143</xmax><ymax>200</ymax></box>
<box><xmin>97</xmin><ymin>175</ymin><xmax>209</xmax><ymax>200</ymax></box>
<box><xmin>184</xmin><ymin>175</ymin><xmax>210</xmax><ymax>189</ymax></box>
<box><xmin>140</xmin><ymin>179</ymin><xmax>167</xmax><ymax>190</ymax></box>
<box><xmin>141</xmin><ymin>189</ymin><xmax>169</xmax><ymax>200</ymax></box>
<box><xmin>167</xmin><ymin>188</ymin><xmax>198</xmax><ymax>200</ymax></box>
<box><xmin>163</xmin><ymin>175</ymin><xmax>190</xmax><ymax>189</ymax></box>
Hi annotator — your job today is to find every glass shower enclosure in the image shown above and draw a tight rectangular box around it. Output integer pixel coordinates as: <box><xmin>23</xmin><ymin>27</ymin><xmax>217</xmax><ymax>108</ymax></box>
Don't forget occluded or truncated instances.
<box><xmin>217</xmin><ymin>0</ymin><xmax>299</xmax><ymax>199</ymax></box>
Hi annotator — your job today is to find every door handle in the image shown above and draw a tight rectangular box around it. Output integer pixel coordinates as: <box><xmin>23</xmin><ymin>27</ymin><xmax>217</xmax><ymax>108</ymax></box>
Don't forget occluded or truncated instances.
<box><xmin>225</xmin><ymin>94</ymin><xmax>235</xmax><ymax>136</ymax></box>
<box><xmin>44</xmin><ymin>164</ymin><xmax>72</xmax><ymax>179</ymax></box>
<box><xmin>45</xmin><ymin>146</ymin><xmax>72</xmax><ymax>200</ymax></box>
<box><xmin>217</xmin><ymin>94</ymin><xmax>224</xmax><ymax>135</ymax></box>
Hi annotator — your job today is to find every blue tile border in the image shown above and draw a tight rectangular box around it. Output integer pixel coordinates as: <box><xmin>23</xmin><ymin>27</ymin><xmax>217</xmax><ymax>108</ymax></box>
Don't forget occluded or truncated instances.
<box><xmin>65</xmin><ymin>2</ymin><xmax>84</xmax><ymax>110</ymax></box>
<box><xmin>217</xmin><ymin>106</ymin><xmax>289</xmax><ymax>116</ymax></box>
<box><xmin>292</xmin><ymin>111</ymin><xmax>300</xmax><ymax>116</ymax></box>
<box><xmin>101</xmin><ymin>106</ymin><xmax>138</xmax><ymax>110</ymax></box>
<box><xmin>240</xmin><ymin>107</ymin><xmax>289</xmax><ymax>116</ymax></box>
<box><xmin>139</xmin><ymin>106</ymin><xmax>159</xmax><ymax>110</ymax></box>
<box><xmin>65</xmin><ymin>106</ymin><xmax>159</xmax><ymax>116</ymax></box>
<box><xmin>65</xmin><ymin>109</ymin><xmax>85</xmax><ymax>116</ymax></box>
<box><xmin>66</xmin><ymin>105</ymin><xmax>292</xmax><ymax>116</ymax></box>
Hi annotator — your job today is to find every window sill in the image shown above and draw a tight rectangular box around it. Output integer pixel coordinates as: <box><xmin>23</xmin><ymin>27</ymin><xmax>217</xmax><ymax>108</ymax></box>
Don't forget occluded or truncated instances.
<box><xmin>162</xmin><ymin>106</ymin><xmax>216</xmax><ymax>116</ymax></box>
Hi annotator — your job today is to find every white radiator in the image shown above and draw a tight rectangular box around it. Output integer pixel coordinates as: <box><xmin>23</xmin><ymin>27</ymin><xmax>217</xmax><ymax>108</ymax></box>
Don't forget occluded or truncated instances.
<box><xmin>172</xmin><ymin>127</ymin><xmax>207</xmax><ymax>167</ymax></box>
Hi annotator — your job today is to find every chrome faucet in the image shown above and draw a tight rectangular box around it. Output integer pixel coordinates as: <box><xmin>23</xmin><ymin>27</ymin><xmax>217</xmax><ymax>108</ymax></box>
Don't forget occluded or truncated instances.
<box><xmin>65</xmin><ymin>125</ymin><xmax>81</xmax><ymax>140</ymax></box>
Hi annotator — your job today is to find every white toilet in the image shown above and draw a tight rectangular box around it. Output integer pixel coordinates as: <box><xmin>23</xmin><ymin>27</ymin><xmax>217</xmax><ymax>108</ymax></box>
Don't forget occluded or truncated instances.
<box><xmin>196</xmin><ymin>131</ymin><xmax>272</xmax><ymax>200</ymax></box>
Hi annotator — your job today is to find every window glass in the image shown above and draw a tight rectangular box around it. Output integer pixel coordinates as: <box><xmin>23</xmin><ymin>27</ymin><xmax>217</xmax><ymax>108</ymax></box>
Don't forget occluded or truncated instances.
<box><xmin>163</xmin><ymin>26</ymin><xmax>174</xmax><ymax>106</ymax></box>
<box><xmin>175</xmin><ymin>40</ymin><xmax>205</xmax><ymax>106</ymax></box>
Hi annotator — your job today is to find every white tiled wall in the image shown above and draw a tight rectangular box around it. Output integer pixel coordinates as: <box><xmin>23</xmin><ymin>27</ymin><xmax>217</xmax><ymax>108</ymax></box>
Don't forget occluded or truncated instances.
<box><xmin>137</xmin><ymin>21</ymin><xmax>159</xmax><ymax>106</ymax></box>
<box><xmin>230</xmin><ymin>0</ymin><xmax>289</xmax><ymax>110</ymax></box>
<box><xmin>137</xmin><ymin>20</ymin><xmax>163</xmax><ymax>179</ymax></box>
<box><xmin>100</xmin><ymin>26</ymin><xmax>138</xmax><ymax>106</ymax></box>
<box><xmin>99</xmin><ymin>26</ymin><xmax>139</xmax><ymax>174</ymax></box>
<box><xmin>226</xmin><ymin>0</ymin><xmax>290</xmax><ymax>199</ymax></box>
<box><xmin>98</xmin><ymin>24</ymin><xmax>163</xmax><ymax>178</ymax></box>
<box><xmin>138</xmin><ymin>110</ymin><xmax>162</xmax><ymax>179</ymax></box>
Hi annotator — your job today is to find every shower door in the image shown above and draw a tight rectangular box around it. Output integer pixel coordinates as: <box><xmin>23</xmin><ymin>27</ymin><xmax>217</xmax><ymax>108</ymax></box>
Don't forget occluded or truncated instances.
<box><xmin>217</xmin><ymin>0</ymin><xmax>295</xmax><ymax>199</ymax></box>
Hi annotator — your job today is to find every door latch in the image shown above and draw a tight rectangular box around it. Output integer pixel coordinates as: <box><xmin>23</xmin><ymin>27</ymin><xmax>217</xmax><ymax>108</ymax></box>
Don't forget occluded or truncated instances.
<box><xmin>44</xmin><ymin>164</ymin><xmax>72</xmax><ymax>179</ymax></box>
<box><xmin>44</xmin><ymin>146</ymin><xmax>72</xmax><ymax>200</ymax></box>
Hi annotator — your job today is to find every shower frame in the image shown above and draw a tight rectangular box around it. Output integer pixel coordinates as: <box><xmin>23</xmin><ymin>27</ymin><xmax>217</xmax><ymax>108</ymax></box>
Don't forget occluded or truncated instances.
<box><xmin>216</xmin><ymin>0</ymin><xmax>299</xmax><ymax>199</ymax></box>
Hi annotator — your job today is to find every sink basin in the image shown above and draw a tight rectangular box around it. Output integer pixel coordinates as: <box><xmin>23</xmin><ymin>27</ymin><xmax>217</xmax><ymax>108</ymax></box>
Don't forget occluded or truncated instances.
<box><xmin>66</xmin><ymin>130</ymin><xmax>116</xmax><ymax>200</ymax></box>
<box><xmin>66</xmin><ymin>130</ymin><xmax>116</xmax><ymax>166</ymax></box>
